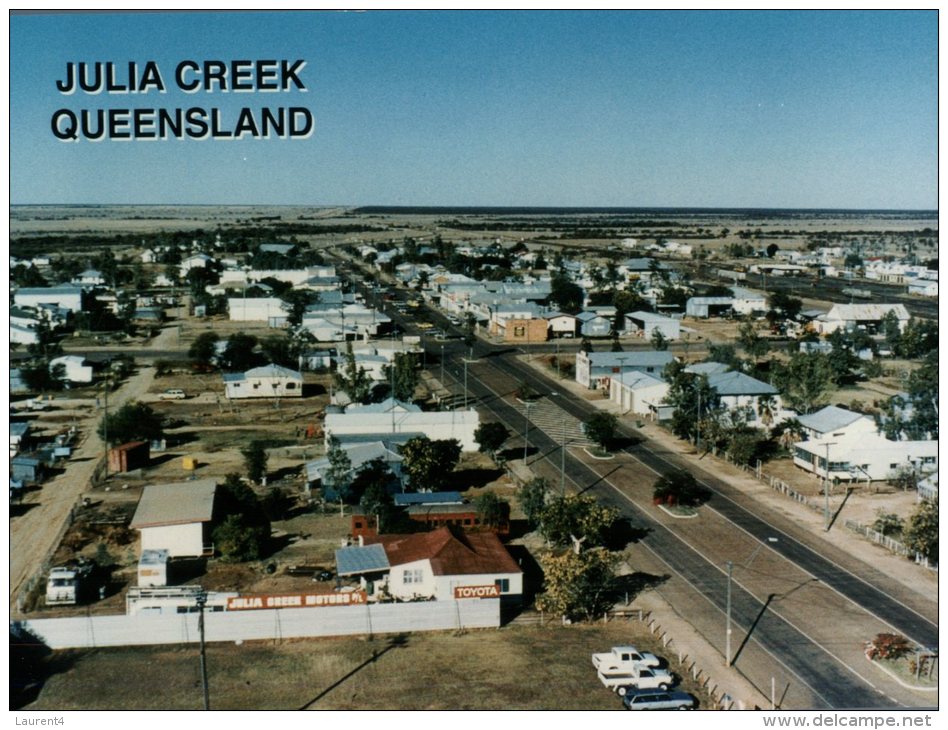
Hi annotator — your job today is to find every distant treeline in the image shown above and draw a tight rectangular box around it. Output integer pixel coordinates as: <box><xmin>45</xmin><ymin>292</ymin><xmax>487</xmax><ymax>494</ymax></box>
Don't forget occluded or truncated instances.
<box><xmin>355</xmin><ymin>205</ymin><xmax>936</xmax><ymax>219</ymax></box>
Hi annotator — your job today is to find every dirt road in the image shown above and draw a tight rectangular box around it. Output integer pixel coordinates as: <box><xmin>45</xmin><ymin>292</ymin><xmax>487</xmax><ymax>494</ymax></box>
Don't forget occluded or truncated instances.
<box><xmin>10</xmin><ymin>366</ymin><xmax>156</xmax><ymax>616</ymax></box>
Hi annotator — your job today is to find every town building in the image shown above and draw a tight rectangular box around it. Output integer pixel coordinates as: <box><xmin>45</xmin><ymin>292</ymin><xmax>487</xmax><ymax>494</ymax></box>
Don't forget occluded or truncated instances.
<box><xmin>335</xmin><ymin>526</ymin><xmax>522</xmax><ymax>604</ymax></box>
<box><xmin>814</xmin><ymin>304</ymin><xmax>911</xmax><ymax>335</ymax></box>
<box><xmin>49</xmin><ymin>355</ymin><xmax>93</xmax><ymax>384</ymax></box>
<box><xmin>13</xmin><ymin>285</ymin><xmax>84</xmax><ymax>313</ymax></box>
<box><xmin>324</xmin><ymin>410</ymin><xmax>480</xmax><ymax>451</ymax></box>
<box><xmin>129</xmin><ymin>479</ymin><xmax>217</xmax><ymax>558</ymax></box>
<box><xmin>608</xmin><ymin>371</ymin><xmax>669</xmax><ymax>417</ymax></box>
<box><xmin>624</xmin><ymin>311</ymin><xmax>680</xmax><ymax>341</ymax></box>
<box><xmin>574</xmin><ymin>350</ymin><xmax>675</xmax><ymax>390</ymax></box>
<box><xmin>792</xmin><ymin>432</ymin><xmax>937</xmax><ymax>484</ymax></box>
<box><xmin>227</xmin><ymin>297</ymin><xmax>288</xmax><ymax>324</ymax></box>
<box><xmin>223</xmin><ymin>364</ymin><xmax>304</xmax><ymax>399</ymax></box>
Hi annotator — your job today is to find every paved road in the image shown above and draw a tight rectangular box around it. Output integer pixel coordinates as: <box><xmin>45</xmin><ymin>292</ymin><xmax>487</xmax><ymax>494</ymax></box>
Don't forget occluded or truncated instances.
<box><xmin>10</xmin><ymin>366</ymin><xmax>156</xmax><ymax>615</ymax></box>
<box><xmin>434</xmin><ymin>338</ymin><xmax>937</xmax><ymax>708</ymax></box>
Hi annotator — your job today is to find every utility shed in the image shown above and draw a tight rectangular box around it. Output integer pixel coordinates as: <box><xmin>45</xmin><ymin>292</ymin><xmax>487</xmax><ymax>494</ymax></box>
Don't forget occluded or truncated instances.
<box><xmin>108</xmin><ymin>441</ymin><xmax>150</xmax><ymax>473</ymax></box>
<box><xmin>130</xmin><ymin>479</ymin><xmax>217</xmax><ymax>558</ymax></box>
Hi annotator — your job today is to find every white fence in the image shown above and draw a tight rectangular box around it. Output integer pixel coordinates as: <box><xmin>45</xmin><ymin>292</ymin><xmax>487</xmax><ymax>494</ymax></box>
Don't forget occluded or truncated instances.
<box><xmin>15</xmin><ymin>599</ymin><xmax>501</xmax><ymax>650</ymax></box>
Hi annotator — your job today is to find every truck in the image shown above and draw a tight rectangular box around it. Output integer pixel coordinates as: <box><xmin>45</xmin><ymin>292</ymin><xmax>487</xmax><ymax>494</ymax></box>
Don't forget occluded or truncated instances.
<box><xmin>592</xmin><ymin>645</ymin><xmax>662</xmax><ymax>671</ymax></box>
<box><xmin>598</xmin><ymin>666</ymin><xmax>675</xmax><ymax>695</ymax></box>
<box><xmin>45</xmin><ymin>560</ymin><xmax>96</xmax><ymax>606</ymax></box>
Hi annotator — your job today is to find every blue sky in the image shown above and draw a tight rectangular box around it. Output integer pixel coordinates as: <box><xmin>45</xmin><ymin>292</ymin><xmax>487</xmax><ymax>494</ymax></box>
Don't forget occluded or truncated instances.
<box><xmin>9</xmin><ymin>10</ymin><xmax>938</xmax><ymax>208</ymax></box>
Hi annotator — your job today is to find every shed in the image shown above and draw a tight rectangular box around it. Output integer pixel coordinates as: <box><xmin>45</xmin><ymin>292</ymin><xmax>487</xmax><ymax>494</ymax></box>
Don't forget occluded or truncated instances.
<box><xmin>11</xmin><ymin>456</ymin><xmax>44</xmax><ymax>483</ymax></box>
<box><xmin>130</xmin><ymin>479</ymin><xmax>218</xmax><ymax>558</ymax></box>
<box><xmin>108</xmin><ymin>441</ymin><xmax>150</xmax><ymax>473</ymax></box>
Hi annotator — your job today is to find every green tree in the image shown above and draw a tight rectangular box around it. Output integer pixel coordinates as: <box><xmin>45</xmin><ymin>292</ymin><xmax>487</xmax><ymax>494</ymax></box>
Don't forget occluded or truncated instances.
<box><xmin>334</xmin><ymin>341</ymin><xmax>373</xmax><ymax>404</ymax></box>
<box><xmin>652</xmin><ymin>470</ymin><xmax>709</xmax><ymax>507</ymax></box>
<box><xmin>650</xmin><ymin>329</ymin><xmax>668</xmax><ymax>351</ymax></box>
<box><xmin>773</xmin><ymin>352</ymin><xmax>834</xmax><ymax>414</ymax></box>
<box><xmin>519</xmin><ymin>477</ymin><xmax>550</xmax><ymax>530</ymax></box>
<box><xmin>213</xmin><ymin>514</ymin><xmax>265</xmax><ymax>562</ymax></box>
<box><xmin>474</xmin><ymin>422</ymin><xmax>510</xmax><ymax>460</ymax></box>
<box><xmin>188</xmin><ymin>331</ymin><xmax>220</xmax><ymax>370</ymax></box>
<box><xmin>323</xmin><ymin>435</ymin><xmax>354</xmax><ymax>507</ymax></box>
<box><xmin>98</xmin><ymin>402</ymin><xmax>164</xmax><ymax>446</ymax></box>
<box><xmin>664</xmin><ymin>364</ymin><xmax>721</xmax><ymax>444</ymax></box>
<box><xmin>280</xmin><ymin>289</ymin><xmax>319</xmax><ymax>327</ymax></box>
<box><xmin>881</xmin><ymin>310</ymin><xmax>902</xmax><ymax>355</ymax></box>
<box><xmin>359</xmin><ymin>477</ymin><xmax>400</xmax><ymax>533</ymax></box>
<box><xmin>767</xmin><ymin>291</ymin><xmax>803</xmax><ymax>321</ymax></box>
<box><xmin>210</xmin><ymin>473</ymin><xmax>271</xmax><ymax>561</ymax></box>
<box><xmin>219</xmin><ymin>332</ymin><xmax>260</xmax><ymax>372</ymax></box>
<box><xmin>398</xmin><ymin>437</ymin><xmax>462</xmax><ymax>491</ymax></box>
<box><xmin>539</xmin><ymin>494</ymin><xmax>619</xmax><ymax>549</ymax></box>
<box><xmin>26</xmin><ymin>317</ymin><xmax>63</xmax><ymax>361</ymax></box>
<box><xmin>474</xmin><ymin>491</ymin><xmax>509</xmax><ymax>529</ymax></box>
<box><xmin>116</xmin><ymin>290</ymin><xmax>137</xmax><ymax>334</ymax></box>
<box><xmin>241</xmin><ymin>440</ymin><xmax>269</xmax><ymax>484</ymax></box>
<box><xmin>738</xmin><ymin>321</ymin><xmax>770</xmax><ymax>361</ymax></box>
<box><xmin>583</xmin><ymin>411</ymin><xmax>619</xmax><ymax>452</ymax></box>
<box><xmin>902</xmin><ymin>498</ymin><xmax>938</xmax><ymax>563</ymax></box>
<box><xmin>259</xmin><ymin>335</ymin><xmax>296</xmax><ymax>368</ymax></box>
<box><xmin>20</xmin><ymin>361</ymin><xmax>66</xmax><ymax>393</ymax></box>
<box><xmin>549</xmin><ymin>271</ymin><xmax>584</xmax><ymax>314</ymax></box>
<box><xmin>383</xmin><ymin>352</ymin><xmax>420</xmax><ymax>402</ymax></box>
<box><xmin>580</xmin><ymin>336</ymin><xmax>593</xmax><ymax>354</ymax></box>
<box><xmin>535</xmin><ymin>547</ymin><xmax>618</xmax><ymax>621</ymax></box>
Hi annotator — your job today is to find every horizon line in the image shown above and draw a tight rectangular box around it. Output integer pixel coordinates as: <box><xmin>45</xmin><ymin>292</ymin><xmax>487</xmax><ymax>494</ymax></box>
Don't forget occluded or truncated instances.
<box><xmin>9</xmin><ymin>203</ymin><xmax>938</xmax><ymax>214</ymax></box>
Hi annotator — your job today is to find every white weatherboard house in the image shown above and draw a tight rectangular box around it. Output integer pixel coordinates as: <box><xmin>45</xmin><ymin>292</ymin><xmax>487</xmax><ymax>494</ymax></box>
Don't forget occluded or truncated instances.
<box><xmin>795</xmin><ymin>405</ymin><xmax>878</xmax><ymax>442</ymax></box>
<box><xmin>336</xmin><ymin>526</ymin><xmax>522</xmax><ymax>603</ymax></box>
<box><xmin>223</xmin><ymin>364</ymin><xmax>304</xmax><ymax>399</ymax></box>
<box><xmin>324</xmin><ymin>410</ymin><xmax>480</xmax><ymax>451</ymax></box>
<box><xmin>130</xmin><ymin>479</ymin><xmax>217</xmax><ymax>558</ymax></box>
<box><xmin>793</xmin><ymin>432</ymin><xmax>937</xmax><ymax>483</ymax></box>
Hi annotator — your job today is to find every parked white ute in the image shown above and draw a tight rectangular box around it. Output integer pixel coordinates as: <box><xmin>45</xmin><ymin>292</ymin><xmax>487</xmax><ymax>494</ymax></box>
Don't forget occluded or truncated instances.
<box><xmin>598</xmin><ymin>666</ymin><xmax>675</xmax><ymax>695</ymax></box>
<box><xmin>591</xmin><ymin>645</ymin><xmax>662</xmax><ymax>672</ymax></box>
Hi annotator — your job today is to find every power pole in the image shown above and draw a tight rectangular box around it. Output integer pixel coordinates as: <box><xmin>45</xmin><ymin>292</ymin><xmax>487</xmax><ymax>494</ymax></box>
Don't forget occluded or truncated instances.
<box><xmin>197</xmin><ymin>591</ymin><xmax>210</xmax><ymax>710</ymax></box>
<box><xmin>523</xmin><ymin>401</ymin><xmax>531</xmax><ymax>463</ymax></box>
<box><xmin>725</xmin><ymin>560</ymin><xmax>733</xmax><ymax>666</ymax></box>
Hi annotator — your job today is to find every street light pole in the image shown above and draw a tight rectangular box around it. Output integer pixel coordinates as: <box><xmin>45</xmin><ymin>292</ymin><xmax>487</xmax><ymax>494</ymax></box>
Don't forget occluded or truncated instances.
<box><xmin>560</xmin><ymin>416</ymin><xmax>567</xmax><ymax>495</ymax></box>
<box><xmin>463</xmin><ymin>358</ymin><xmax>470</xmax><ymax>410</ymax></box>
<box><xmin>523</xmin><ymin>401</ymin><xmax>531</xmax><ymax>463</ymax></box>
<box><xmin>726</xmin><ymin>537</ymin><xmax>778</xmax><ymax>667</ymax></box>
<box><xmin>725</xmin><ymin>560</ymin><xmax>733</xmax><ymax>666</ymax></box>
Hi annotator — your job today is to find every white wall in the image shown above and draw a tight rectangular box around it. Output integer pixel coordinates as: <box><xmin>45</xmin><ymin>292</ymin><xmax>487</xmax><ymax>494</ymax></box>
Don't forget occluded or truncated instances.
<box><xmin>434</xmin><ymin>572</ymin><xmax>523</xmax><ymax>601</ymax></box>
<box><xmin>140</xmin><ymin>523</ymin><xmax>206</xmax><ymax>558</ymax></box>
<box><xmin>227</xmin><ymin>297</ymin><xmax>287</xmax><ymax>322</ymax></box>
<box><xmin>324</xmin><ymin>411</ymin><xmax>480</xmax><ymax>451</ymax></box>
<box><xmin>17</xmin><ymin>599</ymin><xmax>501</xmax><ymax>649</ymax></box>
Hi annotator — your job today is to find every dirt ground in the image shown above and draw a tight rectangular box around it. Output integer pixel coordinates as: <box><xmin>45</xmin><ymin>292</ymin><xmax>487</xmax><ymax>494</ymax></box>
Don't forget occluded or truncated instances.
<box><xmin>21</xmin><ymin>620</ymin><xmax>712</xmax><ymax>711</ymax></box>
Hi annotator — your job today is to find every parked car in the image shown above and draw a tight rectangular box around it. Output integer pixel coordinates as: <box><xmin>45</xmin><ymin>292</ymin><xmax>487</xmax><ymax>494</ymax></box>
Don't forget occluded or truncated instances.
<box><xmin>622</xmin><ymin>689</ymin><xmax>696</xmax><ymax>711</ymax></box>
<box><xmin>598</xmin><ymin>666</ymin><xmax>674</xmax><ymax>694</ymax></box>
<box><xmin>592</xmin><ymin>645</ymin><xmax>662</xmax><ymax>671</ymax></box>
<box><xmin>314</xmin><ymin>570</ymin><xmax>333</xmax><ymax>582</ymax></box>
<box><xmin>159</xmin><ymin>388</ymin><xmax>187</xmax><ymax>400</ymax></box>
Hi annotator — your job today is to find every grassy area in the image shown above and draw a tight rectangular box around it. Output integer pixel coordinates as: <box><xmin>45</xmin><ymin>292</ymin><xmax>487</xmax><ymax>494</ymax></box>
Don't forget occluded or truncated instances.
<box><xmin>872</xmin><ymin>656</ymin><xmax>938</xmax><ymax>689</ymax></box>
<box><xmin>22</xmin><ymin>621</ymin><xmax>710</xmax><ymax>711</ymax></box>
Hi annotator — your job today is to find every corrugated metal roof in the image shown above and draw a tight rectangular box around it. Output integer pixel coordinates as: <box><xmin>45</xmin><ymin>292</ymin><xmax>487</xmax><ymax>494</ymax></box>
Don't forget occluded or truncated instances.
<box><xmin>367</xmin><ymin>527</ymin><xmax>521</xmax><ymax>576</ymax></box>
<box><xmin>685</xmin><ymin>361</ymin><xmax>731</xmax><ymax>376</ymax></box>
<box><xmin>797</xmin><ymin>405</ymin><xmax>867</xmax><ymax>434</ymax></box>
<box><xmin>335</xmin><ymin>543</ymin><xmax>390</xmax><ymax>576</ymax></box>
<box><xmin>825</xmin><ymin>304</ymin><xmax>910</xmax><ymax>321</ymax></box>
<box><xmin>243</xmin><ymin>364</ymin><xmax>302</xmax><ymax>379</ymax></box>
<box><xmin>707</xmin><ymin>371</ymin><xmax>778</xmax><ymax>396</ymax></box>
<box><xmin>586</xmin><ymin>351</ymin><xmax>675</xmax><ymax>369</ymax></box>
<box><xmin>130</xmin><ymin>479</ymin><xmax>217</xmax><ymax>528</ymax></box>
<box><xmin>394</xmin><ymin>492</ymin><xmax>464</xmax><ymax>506</ymax></box>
